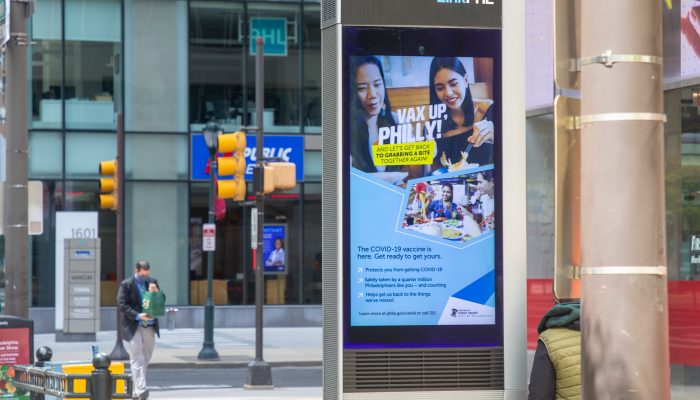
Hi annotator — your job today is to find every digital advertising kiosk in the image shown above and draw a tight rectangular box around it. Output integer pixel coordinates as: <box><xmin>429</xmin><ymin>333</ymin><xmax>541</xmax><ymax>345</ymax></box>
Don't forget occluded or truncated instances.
<box><xmin>322</xmin><ymin>1</ymin><xmax>526</xmax><ymax>399</ymax></box>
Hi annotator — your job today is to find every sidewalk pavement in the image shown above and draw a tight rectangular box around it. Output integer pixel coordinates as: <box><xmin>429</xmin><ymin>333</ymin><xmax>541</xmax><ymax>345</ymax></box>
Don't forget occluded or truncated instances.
<box><xmin>150</xmin><ymin>387</ymin><xmax>321</xmax><ymax>399</ymax></box>
<box><xmin>34</xmin><ymin>327</ymin><xmax>322</xmax><ymax>368</ymax></box>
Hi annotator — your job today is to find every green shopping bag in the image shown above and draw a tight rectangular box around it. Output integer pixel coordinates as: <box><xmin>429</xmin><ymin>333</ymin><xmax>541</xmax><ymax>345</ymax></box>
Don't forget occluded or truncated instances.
<box><xmin>142</xmin><ymin>291</ymin><xmax>165</xmax><ymax>318</ymax></box>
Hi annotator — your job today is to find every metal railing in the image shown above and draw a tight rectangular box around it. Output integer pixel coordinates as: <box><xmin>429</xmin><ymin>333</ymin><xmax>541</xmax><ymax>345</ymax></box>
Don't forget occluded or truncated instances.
<box><xmin>12</xmin><ymin>346</ymin><xmax>132</xmax><ymax>400</ymax></box>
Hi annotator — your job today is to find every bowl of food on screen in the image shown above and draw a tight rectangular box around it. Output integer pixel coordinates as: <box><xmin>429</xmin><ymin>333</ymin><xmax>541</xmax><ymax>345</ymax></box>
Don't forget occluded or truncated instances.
<box><xmin>442</xmin><ymin>227</ymin><xmax>464</xmax><ymax>241</ymax></box>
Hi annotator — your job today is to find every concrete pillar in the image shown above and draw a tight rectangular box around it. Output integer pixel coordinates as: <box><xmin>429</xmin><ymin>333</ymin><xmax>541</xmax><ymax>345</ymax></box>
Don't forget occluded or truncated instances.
<box><xmin>580</xmin><ymin>0</ymin><xmax>670</xmax><ymax>398</ymax></box>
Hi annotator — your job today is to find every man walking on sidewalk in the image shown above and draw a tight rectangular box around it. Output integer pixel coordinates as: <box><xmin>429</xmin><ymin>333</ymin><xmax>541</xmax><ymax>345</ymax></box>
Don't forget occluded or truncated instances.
<box><xmin>117</xmin><ymin>260</ymin><xmax>164</xmax><ymax>400</ymax></box>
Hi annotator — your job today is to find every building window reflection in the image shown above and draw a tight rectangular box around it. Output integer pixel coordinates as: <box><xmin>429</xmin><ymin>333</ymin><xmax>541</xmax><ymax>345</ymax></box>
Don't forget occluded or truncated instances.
<box><xmin>189</xmin><ymin>1</ymin><xmax>245</xmax><ymax>132</ymax></box>
<box><xmin>303</xmin><ymin>4</ymin><xmax>321</xmax><ymax>132</ymax></box>
<box><xmin>23</xmin><ymin>0</ymin><xmax>324</xmax><ymax>310</ymax></box>
<box><xmin>64</xmin><ymin>0</ymin><xmax>122</xmax><ymax>130</ymax></box>
<box><xmin>247</xmin><ymin>3</ymin><xmax>301</xmax><ymax>133</ymax></box>
<box><xmin>30</xmin><ymin>0</ymin><xmax>62</xmax><ymax>129</ymax></box>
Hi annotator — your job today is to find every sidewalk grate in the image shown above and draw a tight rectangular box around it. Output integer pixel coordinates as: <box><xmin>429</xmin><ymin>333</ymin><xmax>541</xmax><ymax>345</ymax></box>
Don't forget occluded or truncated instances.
<box><xmin>156</xmin><ymin>329</ymin><xmax>254</xmax><ymax>349</ymax></box>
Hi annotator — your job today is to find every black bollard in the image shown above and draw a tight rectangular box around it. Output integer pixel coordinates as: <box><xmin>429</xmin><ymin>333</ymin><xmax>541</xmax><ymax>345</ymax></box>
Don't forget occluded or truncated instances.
<box><xmin>35</xmin><ymin>346</ymin><xmax>53</xmax><ymax>367</ymax></box>
<box><xmin>31</xmin><ymin>346</ymin><xmax>53</xmax><ymax>400</ymax></box>
<box><xmin>90</xmin><ymin>353</ymin><xmax>112</xmax><ymax>400</ymax></box>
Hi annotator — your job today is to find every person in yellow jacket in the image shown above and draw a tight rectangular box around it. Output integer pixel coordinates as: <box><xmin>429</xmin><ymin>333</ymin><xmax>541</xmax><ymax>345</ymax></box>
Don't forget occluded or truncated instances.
<box><xmin>528</xmin><ymin>300</ymin><xmax>581</xmax><ymax>400</ymax></box>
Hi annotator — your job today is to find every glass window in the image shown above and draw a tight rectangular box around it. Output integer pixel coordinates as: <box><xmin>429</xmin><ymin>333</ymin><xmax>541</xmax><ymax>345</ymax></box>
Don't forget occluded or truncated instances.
<box><xmin>189</xmin><ymin>183</ymin><xmax>248</xmax><ymax>305</ymax></box>
<box><xmin>526</xmin><ymin>114</ymin><xmax>555</xmax><ymax>279</ymax></box>
<box><xmin>64</xmin><ymin>0</ymin><xmax>122</xmax><ymax>130</ymax></box>
<box><xmin>30</xmin><ymin>0</ymin><xmax>62</xmax><ymax>129</ymax></box>
<box><xmin>59</xmin><ymin>181</ymin><xmax>118</xmax><ymax>306</ymax></box>
<box><xmin>125</xmin><ymin>133</ymin><xmax>188</xmax><ymax>180</ymax></box>
<box><xmin>65</xmin><ymin>133</ymin><xmax>116</xmax><ymax>179</ymax></box>
<box><xmin>189</xmin><ymin>1</ymin><xmax>245</xmax><ymax>132</ymax></box>
<box><xmin>665</xmin><ymin>87</ymin><xmax>700</xmax><ymax>388</ymax></box>
<box><xmin>29</xmin><ymin>131</ymin><xmax>63</xmax><ymax>179</ymax></box>
<box><xmin>671</xmin><ymin>87</ymin><xmax>700</xmax><ymax>280</ymax></box>
<box><xmin>304</xmin><ymin>150</ymin><xmax>321</xmax><ymax>181</ymax></box>
<box><xmin>30</xmin><ymin>180</ymin><xmax>60</xmax><ymax>306</ymax></box>
<box><xmin>189</xmin><ymin>183</ymin><xmax>303</xmax><ymax>305</ymax></box>
<box><xmin>262</xmin><ymin>196</ymin><xmax>301</xmax><ymax>304</ymax></box>
<box><xmin>247</xmin><ymin>3</ymin><xmax>301</xmax><ymax>133</ymax></box>
<box><xmin>302</xmin><ymin>4</ymin><xmax>321</xmax><ymax>133</ymax></box>
<box><xmin>126</xmin><ymin>182</ymin><xmax>189</xmax><ymax>305</ymax></box>
<box><xmin>125</xmin><ymin>0</ymin><xmax>188</xmax><ymax>132</ymax></box>
<box><xmin>302</xmin><ymin>183</ymin><xmax>321</xmax><ymax>304</ymax></box>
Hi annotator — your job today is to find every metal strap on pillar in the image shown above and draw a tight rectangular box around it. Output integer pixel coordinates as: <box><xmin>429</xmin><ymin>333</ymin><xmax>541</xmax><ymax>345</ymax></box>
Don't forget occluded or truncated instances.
<box><xmin>579</xmin><ymin>112</ymin><xmax>667</xmax><ymax>124</ymax></box>
<box><xmin>581</xmin><ymin>266</ymin><xmax>667</xmax><ymax>276</ymax></box>
<box><xmin>576</xmin><ymin>50</ymin><xmax>663</xmax><ymax>69</ymax></box>
<box><xmin>9</xmin><ymin>33</ymin><xmax>28</xmax><ymax>46</ymax></box>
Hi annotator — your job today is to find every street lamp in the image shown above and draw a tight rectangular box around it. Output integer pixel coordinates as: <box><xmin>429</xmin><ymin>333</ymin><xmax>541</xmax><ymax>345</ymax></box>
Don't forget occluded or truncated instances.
<box><xmin>198</xmin><ymin>121</ymin><xmax>221</xmax><ymax>360</ymax></box>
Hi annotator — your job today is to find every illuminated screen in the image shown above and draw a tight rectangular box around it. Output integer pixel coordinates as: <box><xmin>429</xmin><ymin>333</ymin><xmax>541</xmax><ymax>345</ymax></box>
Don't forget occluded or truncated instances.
<box><xmin>343</xmin><ymin>26</ymin><xmax>503</xmax><ymax>348</ymax></box>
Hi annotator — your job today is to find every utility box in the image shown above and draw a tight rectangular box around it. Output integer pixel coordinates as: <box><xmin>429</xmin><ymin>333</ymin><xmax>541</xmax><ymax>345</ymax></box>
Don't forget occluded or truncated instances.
<box><xmin>62</xmin><ymin>239</ymin><xmax>101</xmax><ymax>340</ymax></box>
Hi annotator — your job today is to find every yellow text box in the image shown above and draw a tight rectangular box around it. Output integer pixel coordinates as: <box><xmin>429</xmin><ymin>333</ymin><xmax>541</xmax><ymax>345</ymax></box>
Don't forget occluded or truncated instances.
<box><xmin>372</xmin><ymin>142</ymin><xmax>434</xmax><ymax>166</ymax></box>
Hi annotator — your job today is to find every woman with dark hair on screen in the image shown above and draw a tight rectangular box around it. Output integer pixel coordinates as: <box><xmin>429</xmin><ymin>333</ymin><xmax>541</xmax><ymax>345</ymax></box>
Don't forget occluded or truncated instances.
<box><xmin>349</xmin><ymin>56</ymin><xmax>408</xmax><ymax>184</ymax></box>
<box><xmin>429</xmin><ymin>57</ymin><xmax>494</xmax><ymax>173</ymax></box>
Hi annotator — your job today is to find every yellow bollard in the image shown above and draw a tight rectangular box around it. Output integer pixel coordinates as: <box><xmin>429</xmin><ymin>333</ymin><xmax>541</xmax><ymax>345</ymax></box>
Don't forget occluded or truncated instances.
<box><xmin>62</xmin><ymin>362</ymin><xmax>126</xmax><ymax>399</ymax></box>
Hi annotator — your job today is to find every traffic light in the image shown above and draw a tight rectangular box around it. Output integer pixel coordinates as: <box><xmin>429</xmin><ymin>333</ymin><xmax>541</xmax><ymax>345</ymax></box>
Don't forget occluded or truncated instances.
<box><xmin>217</xmin><ymin>131</ymin><xmax>247</xmax><ymax>201</ymax></box>
<box><xmin>262</xmin><ymin>162</ymin><xmax>296</xmax><ymax>194</ymax></box>
<box><xmin>99</xmin><ymin>160</ymin><xmax>118</xmax><ymax>210</ymax></box>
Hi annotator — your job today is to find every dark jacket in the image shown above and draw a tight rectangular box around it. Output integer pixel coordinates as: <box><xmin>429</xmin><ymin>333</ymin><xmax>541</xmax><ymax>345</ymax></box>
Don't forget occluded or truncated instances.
<box><xmin>117</xmin><ymin>276</ymin><xmax>163</xmax><ymax>341</ymax></box>
<box><xmin>528</xmin><ymin>301</ymin><xmax>581</xmax><ymax>400</ymax></box>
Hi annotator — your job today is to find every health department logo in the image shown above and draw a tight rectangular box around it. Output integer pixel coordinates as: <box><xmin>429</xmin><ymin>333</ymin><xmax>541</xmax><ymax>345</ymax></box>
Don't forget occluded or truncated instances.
<box><xmin>449</xmin><ymin>308</ymin><xmax>484</xmax><ymax>318</ymax></box>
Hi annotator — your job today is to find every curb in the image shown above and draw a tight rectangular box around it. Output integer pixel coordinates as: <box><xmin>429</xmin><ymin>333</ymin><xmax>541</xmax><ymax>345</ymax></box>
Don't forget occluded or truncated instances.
<box><xmin>142</xmin><ymin>361</ymin><xmax>323</xmax><ymax>369</ymax></box>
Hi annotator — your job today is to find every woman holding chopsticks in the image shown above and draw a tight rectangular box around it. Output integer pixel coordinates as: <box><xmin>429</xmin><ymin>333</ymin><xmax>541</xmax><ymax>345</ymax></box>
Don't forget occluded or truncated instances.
<box><xmin>428</xmin><ymin>57</ymin><xmax>495</xmax><ymax>174</ymax></box>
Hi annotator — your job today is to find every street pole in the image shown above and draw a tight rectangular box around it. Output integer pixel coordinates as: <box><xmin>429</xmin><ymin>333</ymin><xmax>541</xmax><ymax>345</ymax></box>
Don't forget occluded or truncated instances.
<box><xmin>3</xmin><ymin>0</ymin><xmax>30</xmax><ymax>318</ymax></box>
<box><xmin>198</xmin><ymin>135</ymin><xmax>219</xmax><ymax>360</ymax></box>
<box><xmin>580</xmin><ymin>0</ymin><xmax>670</xmax><ymax>398</ymax></box>
<box><xmin>245</xmin><ymin>36</ymin><xmax>272</xmax><ymax>390</ymax></box>
<box><xmin>109</xmin><ymin>114</ymin><xmax>129</xmax><ymax>360</ymax></box>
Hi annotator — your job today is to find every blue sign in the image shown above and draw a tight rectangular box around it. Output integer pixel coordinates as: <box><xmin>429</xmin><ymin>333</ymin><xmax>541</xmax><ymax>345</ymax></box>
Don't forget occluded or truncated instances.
<box><xmin>191</xmin><ymin>134</ymin><xmax>304</xmax><ymax>182</ymax></box>
<box><xmin>73</xmin><ymin>250</ymin><xmax>92</xmax><ymax>258</ymax></box>
<box><xmin>263</xmin><ymin>224</ymin><xmax>286</xmax><ymax>274</ymax></box>
<box><xmin>250</xmin><ymin>17</ymin><xmax>288</xmax><ymax>56</ymax></box>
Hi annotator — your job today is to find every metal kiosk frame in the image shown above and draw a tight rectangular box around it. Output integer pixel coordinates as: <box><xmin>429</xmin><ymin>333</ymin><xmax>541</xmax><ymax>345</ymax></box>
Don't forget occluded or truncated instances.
<box><xmin>321</xmin><ymin>1</ymin><xmax>526</xmax><ymax>399</ymax></box>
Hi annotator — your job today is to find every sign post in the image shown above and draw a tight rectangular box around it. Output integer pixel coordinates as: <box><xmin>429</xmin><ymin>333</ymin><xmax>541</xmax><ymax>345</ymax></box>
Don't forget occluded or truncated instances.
<box><xmin>3</xmin><ymin>0</ymin><xmax>32</xmax><ymax>319</ymax></box>
<box><xmin>202</xmin><ymin>223</ymin><xmax>216</xmax><ymax>252</ymax></box>
<box><xmin>251</xmin><ymin>208</ymin><xmax>258</xmax><ymax>250</ymax></box>
<box><xmin>245</xmin><ymin>37</ymin><xmax>273</xmax><ymax>390</ymax></box>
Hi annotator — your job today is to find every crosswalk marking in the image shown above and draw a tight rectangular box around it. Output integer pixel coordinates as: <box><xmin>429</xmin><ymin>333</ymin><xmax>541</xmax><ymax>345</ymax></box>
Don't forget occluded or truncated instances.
<box><xmin>156</xmin><ymin>329</ymin><xmax>254</xmax><ymax>349</ymax></box>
